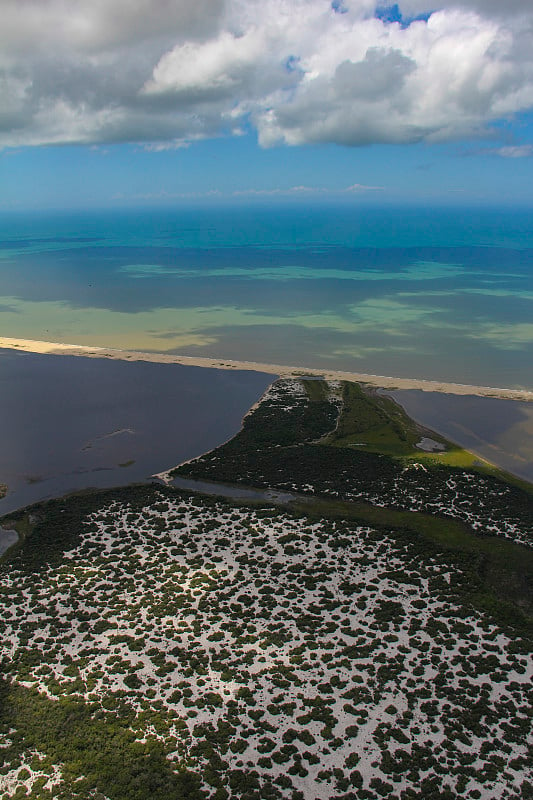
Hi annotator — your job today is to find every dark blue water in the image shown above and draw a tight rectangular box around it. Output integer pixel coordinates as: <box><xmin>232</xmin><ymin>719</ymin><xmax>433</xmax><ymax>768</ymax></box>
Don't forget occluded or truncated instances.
<box><xmin>0</xmin><ymin>205</ymin><xmax>532</xmax><ymax>388</ymax></box>
<box><xmin>0</xmin><ymin>348</ymin><xmax>272</xmax><ymax>515</ymax></box>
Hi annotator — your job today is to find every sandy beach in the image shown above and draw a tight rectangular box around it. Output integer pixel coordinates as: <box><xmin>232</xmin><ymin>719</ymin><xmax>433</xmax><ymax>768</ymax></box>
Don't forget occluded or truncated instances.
<box><xmin>1</xmin><ymin>336</ymin><xmax>532</xmax><ymax>402</ymax></box>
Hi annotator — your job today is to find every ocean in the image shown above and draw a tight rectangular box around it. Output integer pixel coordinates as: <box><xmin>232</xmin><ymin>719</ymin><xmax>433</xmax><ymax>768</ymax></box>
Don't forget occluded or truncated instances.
<box><xmin>0</xmin><ymin>205</ymin><xmax>532</xmax><ymax>389</ymax></box>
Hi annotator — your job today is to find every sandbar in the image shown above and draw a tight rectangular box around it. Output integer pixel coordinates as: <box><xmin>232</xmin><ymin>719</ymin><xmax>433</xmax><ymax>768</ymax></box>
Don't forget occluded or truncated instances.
<box><xmin>1</xmin><ymin>336</ymin><xmax>532</xmax><ymax>401</ymax></box>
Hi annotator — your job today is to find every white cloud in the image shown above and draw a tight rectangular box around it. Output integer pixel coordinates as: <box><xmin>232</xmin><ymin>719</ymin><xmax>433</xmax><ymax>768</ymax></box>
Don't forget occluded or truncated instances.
<box><xmin>494</xmin><ymin>145</ymin><xmax>533</xmax><ymax>157</ymax></box>
<box><xmin>0</xmin><ymin>0</ymin><xmax>532</xmax><ymax>149</ymax></box>
<box><xmin>345</xmin><ymin>183</ymin><xmax>383</xmax><ymax>191</ymax></box>
<box><xmin>115</xmin><ymin>184</ymin><xmax>383</xmax><ymax>199</ymax></box>
<box><xmin>399</xmin><ymin>0</ymin><xmax>532</xmax><ymax>17</ymax></box>
<box><xmin>229</xmin><ymin>183</ymin><xmax>382</xmax><ymax>196</ymax></box>
<box><xmin>231</xmin><ymin>186</ymin><xmax>321</xmax><ymax>196</ymax></box>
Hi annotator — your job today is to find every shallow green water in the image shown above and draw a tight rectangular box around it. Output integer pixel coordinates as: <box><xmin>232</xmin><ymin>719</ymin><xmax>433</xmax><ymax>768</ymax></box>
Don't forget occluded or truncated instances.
<box><xmin>1</xmin><ymin>205</ymin><xmax>532</xmax><ymax>387</ymax></box>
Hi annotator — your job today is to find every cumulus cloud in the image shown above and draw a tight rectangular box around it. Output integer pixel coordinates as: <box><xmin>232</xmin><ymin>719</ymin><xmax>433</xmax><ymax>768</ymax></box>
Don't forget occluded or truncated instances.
<box><xmin>0</xmin><ymin>0</ymin><xmax>532</xmax><ymax>149</ymax></box>
<box><xmin>398</xmin><ymin>0</ymin><xmax>532</xmax><ymax>17</ymax></box>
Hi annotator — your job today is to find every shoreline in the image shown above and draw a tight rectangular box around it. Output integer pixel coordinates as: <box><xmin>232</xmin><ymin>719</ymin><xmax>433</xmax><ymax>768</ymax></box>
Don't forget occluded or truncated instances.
<box><xmin>1</xmin><ymin>336</ymin><xmax>533</xmax><ymax>402</ymax></box>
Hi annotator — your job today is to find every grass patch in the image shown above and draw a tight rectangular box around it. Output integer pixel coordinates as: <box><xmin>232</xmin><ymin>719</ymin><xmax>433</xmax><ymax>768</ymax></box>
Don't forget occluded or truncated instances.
<box><xmin>323</xmin><ymin>382</ymin><xmax>444</xmax><ymax>456</ymax></box>
<box><xmin>301</xmin><ymin>378</ymin><xmax>331</xmax><ymax>403</ymax></box>
<box><xmin>322</xmin><ymin>382</ymin><xmax>533</xmax><ymax>483</ymax></box>
<box><xmin>410</xmin><ymin>448</ymin><xmax>486</xmax><ymax>469</ymax></box>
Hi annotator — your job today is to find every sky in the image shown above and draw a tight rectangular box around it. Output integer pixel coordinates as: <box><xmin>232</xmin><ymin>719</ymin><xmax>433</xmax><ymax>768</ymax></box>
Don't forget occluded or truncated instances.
<box><xmin>1</xmin><ymin>0</ymin><xmax>533</xmax><ymax>209</ymax></box>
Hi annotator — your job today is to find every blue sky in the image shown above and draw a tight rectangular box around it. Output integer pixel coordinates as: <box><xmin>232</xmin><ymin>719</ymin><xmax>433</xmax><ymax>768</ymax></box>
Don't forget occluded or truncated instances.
<box><xmin>1</xmin><ymin>0</ymin><xmax>533</xmax><ymax>210</ymax></box>
<box><xmin>2</xmin><ymin>130</ymin><xmax>533</xmax><ymax>210</ymax></box>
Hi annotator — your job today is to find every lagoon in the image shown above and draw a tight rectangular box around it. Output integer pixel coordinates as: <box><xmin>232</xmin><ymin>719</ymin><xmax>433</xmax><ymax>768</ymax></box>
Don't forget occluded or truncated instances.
<box><xmin>391</xmin><ymin>390</ymin><xmax>533</xmax><ymax>483</ymax></box>
<box><xmin>0</xmin><ymin>348</ymin><xmax>272</xmax><ymax>515</ymax></box>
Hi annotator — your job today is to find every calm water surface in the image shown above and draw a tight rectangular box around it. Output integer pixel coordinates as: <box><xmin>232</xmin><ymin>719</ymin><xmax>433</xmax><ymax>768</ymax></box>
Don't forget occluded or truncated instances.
<box><xmin>391</xmin><ymin>390</ymin><xmax>533</xmax><ymax>483</ymax></box>
<box><xmin>0</xmin><ymin>205</ymin><xmax>532</xmax><ymax>388</ymax></box>
<box><xmin>0</xmin><ymin>349</ymin><xmax>272</xmax><ymax>516</ymax></box>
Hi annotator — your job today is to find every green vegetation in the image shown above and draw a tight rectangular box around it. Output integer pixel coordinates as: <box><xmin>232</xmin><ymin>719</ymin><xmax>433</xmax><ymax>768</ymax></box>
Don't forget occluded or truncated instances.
<box><xmin>323</xmin><ymin>381</ymin><xmax>431</xmax><ymax>455</ymax></box>
<box><xmin>176</xmin><ymin>379</ymin><xmax>533</xmax><ymax>552</ymax></box>
<box><xmin>0</xmin><ymin>681</ymin><xmax>203</xmax><ymax>800</ymax></box>
<box><xmin>170</xmin><ymin>379</ymin><xmax>337</xmax><ymax>469</ymax></box>
<box><xmin>1</xmin><ymin>485</ymin><xmax>170</xmax><ymax>573</ymax></box>
<box><xmin>175</xmin><ymin>381</ymin><xmax>533</xmax><ymax>556</ymax></box>
<box><xmin>323</xmin><ymin>381</ymin><xmax>531</xmax><ymax>481</ymax></box>
<box><xmin>0</xmin><ymin>487</ymin><xmax>531</xmax><ymax>799</ymax></box>
<box><xmin>290</xmin><ymin>495</ymin><xmax>533</xmax><ymax>631</ymax></box>
<box><xmin>172</xmin><ymin>377</ymin><xmax>533</xmax><ymax>630</ymax></box>
<box><xmin>0</xmin><ymin>376</ymin><xmax>531</xmax><ymax>800</ymax></box>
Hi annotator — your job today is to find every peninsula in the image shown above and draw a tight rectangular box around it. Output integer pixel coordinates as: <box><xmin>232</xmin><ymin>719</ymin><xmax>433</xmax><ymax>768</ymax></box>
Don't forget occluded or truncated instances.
<box><xmin>1</xmin><ymin>373</ymin><xmax>531</xmax><ymax>800</ymax></box>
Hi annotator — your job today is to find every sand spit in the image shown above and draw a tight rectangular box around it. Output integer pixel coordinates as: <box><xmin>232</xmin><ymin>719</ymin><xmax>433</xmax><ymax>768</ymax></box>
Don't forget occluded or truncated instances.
<box><xmin>1</xmin><ymin>336</ymin><xmax>532</xmax><ymax>402</ymax></box>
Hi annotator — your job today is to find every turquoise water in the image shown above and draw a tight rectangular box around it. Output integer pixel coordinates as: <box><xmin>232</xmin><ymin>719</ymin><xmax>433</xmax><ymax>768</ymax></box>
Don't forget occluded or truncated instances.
<box><xmin>0</xmin><ymin>205</ymin><xmax>532</xmax><ymax>388</ymax></box>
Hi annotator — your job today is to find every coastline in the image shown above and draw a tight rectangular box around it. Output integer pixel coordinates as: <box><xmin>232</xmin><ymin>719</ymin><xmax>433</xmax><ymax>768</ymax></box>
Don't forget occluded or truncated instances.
<box><xmin>1</xmin><ymin>336</ymin><xmax>532</xmax><ymax>402</ymax></box>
